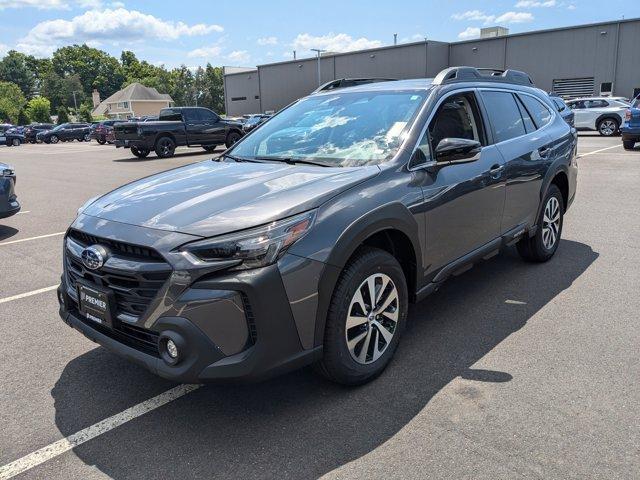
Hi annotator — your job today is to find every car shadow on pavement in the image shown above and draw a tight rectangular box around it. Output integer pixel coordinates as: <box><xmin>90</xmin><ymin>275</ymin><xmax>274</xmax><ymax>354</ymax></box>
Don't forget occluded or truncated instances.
<box><xmin>0</xmin><ymin>225</ymin><xmax>18</xmax><ymax>241</ymax></box>
<box><xmin>113</xmin><ymin>149</ymin><xmax>222</xmax><ymax>163</ymax></box>
<box><xmin>52</xmin><ymin>240</ymin><xmax>598</xmax><ymax>480</ymax></box>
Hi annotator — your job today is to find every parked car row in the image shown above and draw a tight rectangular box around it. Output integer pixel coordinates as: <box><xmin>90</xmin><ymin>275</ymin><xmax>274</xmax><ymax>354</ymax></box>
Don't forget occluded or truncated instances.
<box><xmin>0</xmin><ymin>124</ymin><xmax>25</xmax><ymax>146</ymax></box>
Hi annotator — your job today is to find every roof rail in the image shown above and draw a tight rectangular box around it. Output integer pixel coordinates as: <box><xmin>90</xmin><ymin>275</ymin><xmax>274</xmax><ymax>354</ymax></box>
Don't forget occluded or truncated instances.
<box><xmin>432</xmin><ymin>66</ymin><xmax>534</xmax><ymax>87</ymax></box>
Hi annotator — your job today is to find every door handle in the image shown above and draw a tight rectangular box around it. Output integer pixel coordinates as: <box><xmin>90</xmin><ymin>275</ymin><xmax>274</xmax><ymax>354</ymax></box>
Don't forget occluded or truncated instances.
<box><xmin>489</xmin><ymin>164</ymin><xmax>504</xmax><ymax>178</ymax></box>
<box><xmin>538</xmin><ymin>146</ymin><xmax>551</xmax><ymax>158</ymax></box>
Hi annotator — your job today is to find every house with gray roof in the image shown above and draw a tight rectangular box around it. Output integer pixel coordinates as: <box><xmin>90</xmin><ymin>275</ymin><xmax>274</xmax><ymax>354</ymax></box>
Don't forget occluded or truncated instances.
<box><xmin>92</xmin><ymin>83</ymin><xmax>174</xmax><ymax>119</ymax></box>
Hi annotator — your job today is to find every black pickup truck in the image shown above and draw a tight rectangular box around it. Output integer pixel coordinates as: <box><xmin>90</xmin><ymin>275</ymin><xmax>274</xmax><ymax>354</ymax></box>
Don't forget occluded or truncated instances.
<box><xmin>114</xmin><ymin>107</ymin><xmax>244</xmax><ymax>158</ymax></box>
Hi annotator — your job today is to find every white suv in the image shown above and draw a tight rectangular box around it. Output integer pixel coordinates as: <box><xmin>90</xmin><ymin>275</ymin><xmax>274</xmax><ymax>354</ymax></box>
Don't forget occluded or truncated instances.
<box><xmin>565</xmin><ymin>97</ymin><xmax>630</xmax><ymax>136</ymax></box>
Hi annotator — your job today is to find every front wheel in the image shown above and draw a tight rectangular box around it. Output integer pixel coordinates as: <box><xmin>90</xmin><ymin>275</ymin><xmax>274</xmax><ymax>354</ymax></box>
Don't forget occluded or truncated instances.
<box><xmin>202</xmin><ymin>145</ymin><xmax>217</xmax><ymax>152</ymax></box>
<box><xmin>623</xmin><ymin>140</ymin><xmax>636</xmax><ymax>150</ymax></box>
<box><xmin>84</xmin><ymin>134</ymin><xmax>91</xmax><ymax>142</ymax></box>
<box><xmin>131</xmin><ymin>146</ymin><xmax>150</xmax><ymax>158</ymax></box>
<box><xmin>598</xmin><ymin>118</ymin><xmax>619</xmax><ymax>136</ymax></box>
<box><xmin>97</xmin><ymin>138</ymin><xmax>106</xmax><ymax>145</ymax></box>
<box><xmin>12</xmin><ymin>138</ymin><xmax>21</xmax><ymax>146</ymax></box>
<box><xmin>154</xmin><ymin>136</ymin><xmax>176</xmax><ymax>158</ymax></box>
<box><xmin>50</xmin><ymin>135</ymin><xmax>59</xmax><ymax>144</ymax></box>
<box><xmin>517</xmin><ymin>184</ymin><xmax>564</xmax><ymax>262</ymax></box>
<box><xmin>225</xmin><ymin>131</ymin><xmax>241</xmax><ymax>148</ymax></box>
<box><xmin>316</xmin><ymin>247</ymin><xmax>408</xmax><ymax>385</ymax></box>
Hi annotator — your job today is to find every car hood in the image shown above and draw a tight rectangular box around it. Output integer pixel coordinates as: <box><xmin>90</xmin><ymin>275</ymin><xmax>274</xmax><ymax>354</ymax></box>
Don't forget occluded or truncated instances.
<box><xmin>83</xmin><ymin>160</ymin><xmax>379</xmax><ymax>237</ymax></box>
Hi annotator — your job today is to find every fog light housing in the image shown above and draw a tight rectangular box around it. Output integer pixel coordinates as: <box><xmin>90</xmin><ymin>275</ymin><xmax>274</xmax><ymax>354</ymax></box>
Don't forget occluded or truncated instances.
<box><xmin>159</xmin><ymin>333</ymin><xmax>184</xmax><ymax>366</ymax></box>
<box><xmin>166</xmin><ymin>339</ymin><xmax>178</xmax><ymax>359</ymax></box>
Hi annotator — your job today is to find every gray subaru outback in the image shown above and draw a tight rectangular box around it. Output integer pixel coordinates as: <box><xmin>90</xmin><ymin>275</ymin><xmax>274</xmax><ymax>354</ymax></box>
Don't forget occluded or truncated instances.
<box><xmin>58</xmin><ymin>67</ymin><xmax>578</xmax><ymax>385</ymax></box>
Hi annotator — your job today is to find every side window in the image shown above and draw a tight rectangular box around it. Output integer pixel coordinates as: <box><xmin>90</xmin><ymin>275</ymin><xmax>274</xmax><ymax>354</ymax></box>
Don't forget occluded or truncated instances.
<box><xmin>514</xmin><ymin>96</ymin><xmax>536</xmax><ymax>133</ymax></box>
<box><xmin>552</xmin><ymin>98</ymin><xmax>566</xmax><ymax>112</ymax></box>
<box><xmin>480</xmin><ymin>91</ymin><xmax>527</xmax><ymax>143</ymax></box>
<box><xmin>414</xmin><ymin>91</ymin><xmax>485</xmax><ymax>164</ymax></box>
<box><xmin>519</xmin><ymin>94</ymin><xmax>553</xmax><ymax>129</ymax></box>
<box><xmin>199</xmin><ymin>109</ymin><xmax>218</xmax><ymax>123</ymax></box>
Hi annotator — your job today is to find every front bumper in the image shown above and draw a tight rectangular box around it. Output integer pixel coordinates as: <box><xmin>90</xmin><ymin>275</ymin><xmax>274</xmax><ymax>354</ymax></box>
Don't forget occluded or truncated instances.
<box><xmin>57</xmin><ymin>220</ymin><xmax>324</xmax><ymax>382</ymax></box>
<box><xmin>0</xmin><ymin>177</ymin><xmax>20</xmax><ymax>219</ymax></box>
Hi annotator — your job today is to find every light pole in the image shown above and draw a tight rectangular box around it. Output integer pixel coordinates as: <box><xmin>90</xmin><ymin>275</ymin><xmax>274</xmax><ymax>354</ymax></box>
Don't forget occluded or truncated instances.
<box><xmin>71</xmin><ymin>90</ymin><xmax>80</xmax><ymax>118</ymax></box>
<box><xmin>310</xmin><ymin>48</ymin><xmax>326</xmax><ymax>87</ymax></box>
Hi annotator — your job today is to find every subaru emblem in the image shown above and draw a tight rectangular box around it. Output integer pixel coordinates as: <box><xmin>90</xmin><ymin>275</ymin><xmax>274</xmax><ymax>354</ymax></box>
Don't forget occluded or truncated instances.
<box><xmin>81</xmin><ymin>245</ymin><xmax>107</xmax><ymax>270</ymax></box>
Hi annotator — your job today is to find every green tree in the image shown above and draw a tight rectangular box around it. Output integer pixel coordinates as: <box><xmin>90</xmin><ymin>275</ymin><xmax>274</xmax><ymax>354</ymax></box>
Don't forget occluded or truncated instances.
<box><xmin>56</xmin><ymin>106</ymin><xmax>69</xmax><ymax>124</ymax></box>
<box><xmin>0</xmin><ymin>50</ymin><xmax>36</xmax><ymax>98</ymax></box>
<box><xmin>0</xmin><ymin>81</ymin><xmax>27</xmax><ymax>124</ymax></box>
<box><xmin>78</xmin><ymin>103</ymin><xmax>93</xmax><ymax>122</ymax></box>
<box><xmin>52</xmin><ymin>44</ymin><xmax>124</xmax><ymax>99</ymax></box>
<box><xmin>17</xmin><ymin>109</ymin><xmax>30</xmax><ymax>125</ymax></box>
<box><xmin>40</xmin><ymin>72</ymin><xmax>84</xmax><ymax>111</ymax></box>
<box><xmin>25</xmin><ymin>96</ymin><xmax>52</xmax><ymax>123</ymax></box>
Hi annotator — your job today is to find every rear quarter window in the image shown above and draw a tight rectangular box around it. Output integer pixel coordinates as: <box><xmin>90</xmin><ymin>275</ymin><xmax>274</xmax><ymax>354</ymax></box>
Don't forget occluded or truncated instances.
<box><xmin>519</xmin><ymin>94</ymin><xmax>553</xmax><ymax>129</ymax></box>
<box><xmin>159</xmin><ymin>109</ymin><xmax>183</xmax><ymax>121</ymax></box>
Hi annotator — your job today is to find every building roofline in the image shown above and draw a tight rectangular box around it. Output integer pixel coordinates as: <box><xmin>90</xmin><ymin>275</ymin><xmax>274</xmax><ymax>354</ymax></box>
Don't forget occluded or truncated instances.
<box><xmin>453</xmin><ymin>16</ymin><xmax>640</xmax><ymax>45</ymax></box>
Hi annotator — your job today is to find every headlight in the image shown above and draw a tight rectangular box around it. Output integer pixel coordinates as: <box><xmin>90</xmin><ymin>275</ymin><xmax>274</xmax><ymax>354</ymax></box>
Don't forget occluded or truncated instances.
<box><xmin>2</xmin><ymin>167</ymin><xmax>14</xmax><ymax>177</ymax></box>
<box><xmin>180</xmin><ymin>210</ymin><xmax>316</xmax><ymax>270</ymax></box>
<box><xmin>77</xmin><ymin>195</ymin><xmax>100</xmax><ymax>216</ymax></box>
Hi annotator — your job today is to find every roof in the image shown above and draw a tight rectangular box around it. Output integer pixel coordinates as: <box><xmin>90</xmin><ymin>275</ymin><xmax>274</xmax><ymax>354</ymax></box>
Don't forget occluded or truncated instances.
<box><xmin>92</xmin><ymin>83</ymin><xmax>173</xmax><ymax>114</ymax></box>
<box><xmin>312</xmin><ymin>78</ymin><xmax>434</xmax><ymax>95</ymax></box>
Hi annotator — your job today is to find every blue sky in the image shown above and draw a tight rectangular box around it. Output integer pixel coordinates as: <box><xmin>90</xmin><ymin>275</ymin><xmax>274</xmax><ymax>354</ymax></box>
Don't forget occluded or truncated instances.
<box><xmin>0</xmin><ymin>0</ymin><xmax>638</xmax><ymax>68</ymax></box>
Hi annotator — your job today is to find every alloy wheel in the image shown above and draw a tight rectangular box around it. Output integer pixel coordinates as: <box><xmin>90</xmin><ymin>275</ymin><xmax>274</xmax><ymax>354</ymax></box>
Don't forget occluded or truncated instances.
<box><xmin>345</xmin><ymin>273</ymin><xmax>399</xmax><ymax>365</ymax></box>
<box><xmin>50</xmin><ymin>135</ymin><xmax>58</xmax><ymax>144</ymax></box>
<box><xmin>542</xmin><ymin>196</ymin><xmax>560</xmax><ymax>250</ymax></box>
<box><xmin>158</xmin><ymin>138</ymin><xmax>174</xmax><ymax>156</ymax></box>
<box><xmin>12</xmin><ymin>138</ymin><xmax>20</xmax><ymax>146</ymax></box>
<box><xmin>599</xmin><ymin>119</ymin><xmax>616</xmax><ymax>136</ymax></box>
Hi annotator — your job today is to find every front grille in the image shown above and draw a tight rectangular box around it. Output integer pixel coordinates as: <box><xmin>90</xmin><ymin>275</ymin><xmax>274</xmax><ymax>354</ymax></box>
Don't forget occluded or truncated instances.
<box><xmin>68</xmin><ymin>229</ymin><xmax>163</xmax><ymax>261</ymax></box>
<box><xmin>65</xmin><ymin>232</ymin><xmax>171</xmax><ymax>319</ymax></box>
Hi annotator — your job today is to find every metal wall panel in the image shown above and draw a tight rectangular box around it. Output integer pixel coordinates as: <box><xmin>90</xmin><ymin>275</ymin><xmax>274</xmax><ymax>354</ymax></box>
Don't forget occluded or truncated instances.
<box><xmin>616</xmin><ymin>22</ymin><xmax>640</xmax><ymax>99</ymax></box>
<box><xmin>223</xmin><ymin>71</ymin><xmax>260</xmax><ymax>116</ymax></box>
<box><xmin>334</xmin><ymin>43</ymin><xmax>427</xmax><ymax>79</ymax></box>
<box><xmin>258</xmin><ymin>57</ymin><xmax>335</xmax><ymax>113</ymax></box>
<box><xmin>449</xmin><ymin>38</ymin><xmax>506</xmax><ymax>70</ymax></box>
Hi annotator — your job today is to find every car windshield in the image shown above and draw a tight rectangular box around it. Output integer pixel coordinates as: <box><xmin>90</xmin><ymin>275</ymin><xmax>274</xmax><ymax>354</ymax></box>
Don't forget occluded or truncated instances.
<box><xmin>52</xmin><ymin>124</ymin><xmax>66</xmax><ymax>131</ymax></box>
<box><xmin>230</xmin><ymin>90</ymin><xmax>428</xmax><ymax>167</ymax></box>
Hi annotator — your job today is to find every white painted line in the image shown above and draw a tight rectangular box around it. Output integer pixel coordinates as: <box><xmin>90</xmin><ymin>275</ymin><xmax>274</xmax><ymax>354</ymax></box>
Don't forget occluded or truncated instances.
<box><xmin>0</xmin><ymin>232</ymin><xmax>64</xmax><ymax>246</ymax></box>
<box><xmin>0</xmin><ymin>384</ymin><xmax>201</xmax><ymax>480</ymax></box>
<box><xmin>577</xmin><ymin>144</ymin><xmax>621</xmax><ymax>158</ymax></box>
<box><xmin>0</xmin><ymin>285</ymin><xmax>58</xmax><ymax>305</ymax></box>
<box><xmin>505</xmin><ymin>299</ymin><xmax>527</xmax><ymax>305</ymax></box>
<box><xmin>16</xmin><ymin>211</ymin><xmax>30</xmax><ymax>215</ymax></box>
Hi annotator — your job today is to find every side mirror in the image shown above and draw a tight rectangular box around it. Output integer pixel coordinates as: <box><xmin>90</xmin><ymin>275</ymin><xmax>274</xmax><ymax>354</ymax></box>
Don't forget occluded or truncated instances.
<box><xmin>435</xmin><ymin>138</ymin><xmax>481</xmax><ymax>163</ymax></box>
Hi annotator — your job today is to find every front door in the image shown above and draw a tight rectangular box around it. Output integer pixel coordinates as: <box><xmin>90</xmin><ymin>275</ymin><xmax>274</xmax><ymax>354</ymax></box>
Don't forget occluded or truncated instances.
<box><xmin>412</xmin><ymin>90</ymin><xmax>506</xmax><ymax>275</ymax></box>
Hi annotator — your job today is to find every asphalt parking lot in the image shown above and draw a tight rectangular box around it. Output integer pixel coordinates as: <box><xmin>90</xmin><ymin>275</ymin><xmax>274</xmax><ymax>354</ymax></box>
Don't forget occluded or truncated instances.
<box><xmin>0</xmin><ymin>135</ymin><xmax>638</xmax><ymax>479</ymax></box>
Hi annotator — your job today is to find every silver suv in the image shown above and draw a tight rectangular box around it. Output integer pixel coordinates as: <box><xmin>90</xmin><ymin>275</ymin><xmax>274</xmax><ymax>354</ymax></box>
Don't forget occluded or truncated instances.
<box><xmin>565</xmin><ymin>97</ymin><xmax>629</xmax><ymax>136</ymax></box>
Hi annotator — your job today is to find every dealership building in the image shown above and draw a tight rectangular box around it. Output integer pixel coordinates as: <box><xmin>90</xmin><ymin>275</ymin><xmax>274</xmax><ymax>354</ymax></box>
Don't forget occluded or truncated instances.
<box><xmin>223</xmin><ymin>17</ymin><xmax>640</xmax><ymax>116</ymax></box>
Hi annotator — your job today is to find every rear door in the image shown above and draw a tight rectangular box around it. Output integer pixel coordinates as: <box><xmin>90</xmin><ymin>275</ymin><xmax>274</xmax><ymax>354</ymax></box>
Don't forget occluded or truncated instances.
<box><xmin>183</xmin><ymin>108</ymin><xmax>206</xmax><ymax>144</ymax></box>
<box><xmin>412</xmin><ymin>89</ymin><xmax>506</xmax><ymax>272</ymax></box>
<box><xmin>480</xmin><ymin>89</ymin><xmax>554</xmax><ymax>232</ymax></box>
<box><xmin>198</xmin><ymin>109</ymin><xmax>226</xmax><ymax>145</ymax></box>
<box><xmin>567</xmin><ymin>100</ymin><xmax>590</xmax><ymax>128</ymax></box>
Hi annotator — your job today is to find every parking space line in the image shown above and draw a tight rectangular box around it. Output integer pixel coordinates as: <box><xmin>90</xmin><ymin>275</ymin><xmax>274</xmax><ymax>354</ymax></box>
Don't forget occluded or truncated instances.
<box><xmin>0</xmin><ymin>384</ymin><xmax>201</xmax><ymax>480</ymax></box>
<box><xmin>16</xmin><ymin>211</ymin><xmax>30</xmax><ymax>215</ymax></box>
<box><xmin>0</xmin><ymin>286</ymin><xmax>59</xmax><ymax>305</ymax></box>
<box><xmin>577</xmin><ymin>144</ymin><xmax>622</xmax><ymax>158</ymax></box>
<box><xmin>0</xmin><ymin>232</ymin><xmax>64</xmax><ymax>246</ymax></box>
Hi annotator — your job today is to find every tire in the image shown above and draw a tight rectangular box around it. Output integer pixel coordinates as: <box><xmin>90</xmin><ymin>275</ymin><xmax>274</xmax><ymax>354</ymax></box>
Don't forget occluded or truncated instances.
<box><xmin>225</xmin><ymin>131</ymin><xmax>241</xmax><ymax>148</ymax></box>
<box><xmin>597</xmin><ymin>117</ymin><xmax>619</xmax><ymax>136</ymax></box>
<box><xmin>30</xmin><ymin>140</ymin><xmax>36</xmax><ymax>144</ymax></box>
<box><xmin>154</xmin><ymin>136</ymin><xmax>176</xmax><ymax>158</ymax></box>
<box><xmin>517</xmin><ymin>184</ymin><xmax>564</xmax><ymax>262</ymax></box>
<box><xmin>97</xmin><ymin>138</ymin><xmax>106</xmax><ymax>145</ymax></box>
<box><xmin>84</xmin><ymin>134</ymin><xmax>91</xmax><ymax>142</ymax></box>
<box><xmin>131</xmin><ymin>146</ymin><xmax>150</xmax><ymax>158</ymax></box>
<box><xmin>623</xmin><ymin>140</ymin><xmax>635</xmax><ymax>150</ymax></box>
<box><xmin>202</xmin><ymin>145</ymin><xmax>217</xmax><ymax>152</ymax></box>
<box><xmin>316</xmin><ymin>247</ymin><xmax>408</xmax><ymax>385</ymax></box>
<box><xmin>50</xmin><ymin>135</ymin><xmax>59</xmax><ymax>144</ymax></box>
<box><xmin>12</xmin><ymin>138</ymin><xmax>21</xmax><ymax>146</ymax></box>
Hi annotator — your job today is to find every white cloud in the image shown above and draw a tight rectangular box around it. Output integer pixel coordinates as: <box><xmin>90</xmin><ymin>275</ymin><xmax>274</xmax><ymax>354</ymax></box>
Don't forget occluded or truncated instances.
<box><xmin>494</xmin><ymin>11</ymin><xmax>534</xmax><ymax>23</ymax></box>
<box><xmin>16</xmin><ymin>8</ymin><xmax>223</xmax><ymax>57</ymax></box>
<box><xmin>187</xmin><ymin>45</ymin><xmax>223</xmax><ymax>58</ymax></box>
<box><xmin>567</xmin><ymin>4</ymin><xmax>576</xmax><ymax>9</ymax></box>
<box><xmin>257</xmin><ymin>36</ymin><xmax>278</xmax><ymax>46</ymax></box>
<box><xmin>291</xmin><ymin>33</ymin><xmax>382</xmax><ymax>53</ymax></box>
<box><xmin>0</xmin><ymin>43</ymin><xmax>9</xmax><ymax>56</ymax></box>
<box><xmin>452</xmin><ymin>9</ymin><xmax>533</xmax><ymax>25</ymax></box>
<box><xmin>227</xmin><ymin>50</ymin><xmax>250</xmax><ymax>64</ymax></box>
<box><xmin>515</xmin><ymin>0</ymin><xmax>556</xmax><ymax>7</ymax></box>
<box><xmin>0</xmin><ymin>0</ymin><xmax>122</xmax><ymax>9</ymax></box>
<box><xmin>458</xmin><ymin>27</ymin><xmax>481</xmax><ymax>40</ymax></box>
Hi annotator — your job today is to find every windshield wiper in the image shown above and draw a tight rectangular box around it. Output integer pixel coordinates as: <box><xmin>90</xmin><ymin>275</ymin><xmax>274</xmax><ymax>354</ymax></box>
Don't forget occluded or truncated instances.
<box><xmin>254</xmin><ymin>156</ymin><xmax>333</xmax><ymax>167</ymax></box>
<box><xmin>217</xmin><ymin>153</ymin><xmax>263</xmax><ymax>163</ymax></box>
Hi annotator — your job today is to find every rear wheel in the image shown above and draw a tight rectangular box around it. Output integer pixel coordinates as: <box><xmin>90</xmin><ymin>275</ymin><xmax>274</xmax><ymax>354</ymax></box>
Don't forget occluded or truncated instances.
<box><xmin>225</xmin><ymin>131</ymin><xmax>241</xmax><ymax>148</ymax></box>
<box><xmin>97</xmin><ymin>137</ymin><xmax>106</xmax><ymax>145</ymax></box>
<box><xmin>517</xmin><ymin>184</ymin><xmax>564</xmax><ymax>262</ymax></box>
<box><xmin>131</xmin><ymin>146</ymin><xmax>150</xmax><ymax>158</ymax></box>
<box><xmin>84</xmin><ymin>133</ymin><xmax>91</xmax><ymax>142</ymax></box>
<box><xmin>623</xmin><ymin>140</ymin><xmax>636</xmax><ymax>150</ymax></box>
<box><xmin>316</xmin><ymin>247</ymin><xmax>408</xmax><ymax>385</ymax></box>
<box><xmin>154</xmin><ymin>136</ymin><xmax>176</xmax><ymax>158</ymax></box>
<box><xmin>12</xmin><ymin>138</ymin><xmax>21</xmax><ymax>146</ymax></box>
<box><xmin>597</xmin><ymin>117</ymin><xmax>619</xmax><ymax>136</ymax></box>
